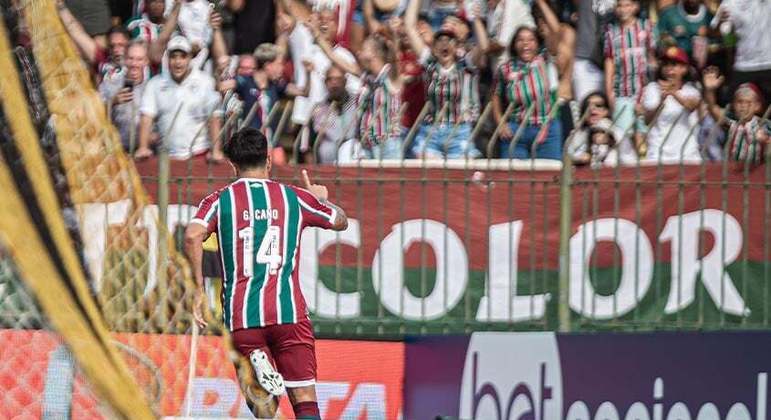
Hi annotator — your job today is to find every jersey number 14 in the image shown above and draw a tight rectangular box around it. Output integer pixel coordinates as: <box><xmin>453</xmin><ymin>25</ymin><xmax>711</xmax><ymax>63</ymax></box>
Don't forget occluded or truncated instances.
<box><xmin>238</xmin><ymin>226</ymin><xmax>283</xmax><ymax>276</ymax></box>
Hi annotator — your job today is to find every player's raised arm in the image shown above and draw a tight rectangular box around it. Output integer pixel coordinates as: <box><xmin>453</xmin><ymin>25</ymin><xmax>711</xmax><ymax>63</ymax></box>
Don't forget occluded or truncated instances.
<box><xmin>300</xmin><ymin>169</ymin><xmax>348</xmax><ymax>231</ymax></box>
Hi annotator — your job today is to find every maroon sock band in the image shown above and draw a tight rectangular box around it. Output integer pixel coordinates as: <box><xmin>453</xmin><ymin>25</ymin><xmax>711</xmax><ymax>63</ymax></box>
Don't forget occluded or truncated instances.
<box><xmin>292</xmin><ymin>401</ymin><xmax>320</xmax><ymax>419</ymax></box>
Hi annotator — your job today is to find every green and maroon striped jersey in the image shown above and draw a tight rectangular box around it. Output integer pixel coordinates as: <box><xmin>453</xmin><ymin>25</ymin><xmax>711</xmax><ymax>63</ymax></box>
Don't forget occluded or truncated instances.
<box><xmin>727</xmin><ymin>116</ymin><xmax>768</xmax><ymax>164</ymax></box>
<box><xmin>192</xmin><ymin>178</ymin><xmax>337</xmax><ymax>330</ymax></box>
<box><xmin>603</xmin><ymin>19</ymin><xmax>656</xmax><ymax>99</ymax></box>
<box><xmin>420</xmin><ymin>50</ymin><xmax>481</xmax><ymax>125</ymax></box>
<box><xmin>494</xmin><ymin>53</ymin><xmax>559</xmax><ymax>127</ymax></box>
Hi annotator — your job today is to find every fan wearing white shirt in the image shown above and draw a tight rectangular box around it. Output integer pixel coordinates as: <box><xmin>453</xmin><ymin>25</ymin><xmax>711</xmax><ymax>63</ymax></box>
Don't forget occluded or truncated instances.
<box><xmin>281</xmin><ymin>1</ymin><xmax>362</xmax><ymax>125</ymax></box>
<box><xmin>640</xmin><ymin>47</ymin><xmax>702</xmax><ymax>164</ymax></box>
<box><xmin>135</xmin><ymin>36</ymin><xmax>224</xmax><ymax>161</ymax></box>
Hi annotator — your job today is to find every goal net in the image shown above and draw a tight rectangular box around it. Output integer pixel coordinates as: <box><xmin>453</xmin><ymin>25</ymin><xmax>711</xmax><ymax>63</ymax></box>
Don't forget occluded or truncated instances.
<box><xmin>0</xmin><ymin>1</ymin><xmax>266</xmax><ymax>418</ymax></box>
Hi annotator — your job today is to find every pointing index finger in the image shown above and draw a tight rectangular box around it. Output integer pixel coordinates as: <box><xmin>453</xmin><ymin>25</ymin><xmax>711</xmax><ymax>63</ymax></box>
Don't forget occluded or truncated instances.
<box><xmin>302</xmin><ymin>169</ymin><xmax>313</xmax><ymax>189</ymax></box>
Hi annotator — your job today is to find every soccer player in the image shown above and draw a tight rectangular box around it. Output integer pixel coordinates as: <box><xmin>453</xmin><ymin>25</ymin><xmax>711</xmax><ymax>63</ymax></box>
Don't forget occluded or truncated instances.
<box><xmin>184</xmin><ymin>128</ymin><xmax>348</xmax><ymax>419</ymax></box>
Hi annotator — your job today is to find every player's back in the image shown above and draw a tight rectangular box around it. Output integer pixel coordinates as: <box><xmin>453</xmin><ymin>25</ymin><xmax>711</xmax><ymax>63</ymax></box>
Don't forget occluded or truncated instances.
<box><xmin>193</xmin><ymin>178</ymin><xmax>338</xmax><ymax>331</ymax></box>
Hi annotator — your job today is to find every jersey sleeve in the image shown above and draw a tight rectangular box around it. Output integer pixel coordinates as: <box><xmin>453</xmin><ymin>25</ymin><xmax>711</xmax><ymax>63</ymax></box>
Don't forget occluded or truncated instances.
<box><xmin>191</xmin><ymin>190</ymin><xmax>221</xmax><ymax>235</ymax></box>
<box><xmin>292</xmin><ymin>186</ymin><xmax>337</xmax><ymax>229</ymax></box>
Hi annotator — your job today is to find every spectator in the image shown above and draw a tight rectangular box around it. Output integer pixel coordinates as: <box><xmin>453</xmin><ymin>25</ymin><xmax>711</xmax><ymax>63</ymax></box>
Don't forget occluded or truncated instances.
<box><xmin>232</xmin><ymin>43</ymin><xmax>311</xmax><ymax>165</ymax></box>
<box><xmin>532</xmin><ymin>0</ymin><xmax>576</xmax><ymax>108</ymax></box>
<box><xmin>568</xmin><ymin>91</ymin><xmax>627</xmax><ymax>167</ymax></box>
<box><xmin>318</xmin><ymin>0</ymin><xmax>361</xmax><ymax>50</ymax></box>
<box><xmin>355</xmin><ymin>36</ymin><xmax>406</xmax><ymax>158</ymax></box>
<box><xmin>657</xmin><ymin>0</ymin><xmax>712</xmax><ymax>63</ymax></box>
<box><xmin>148</xmin><ymin>3</ymin><xmax>227</xmax><ymax>74</ymax></box>
<box><xmin>391</xmin><ymin>16</ymin><xmax>427</xmax><ymax>130</ymax></box>
<box><xmin>135</xmin><ymin>36</ymin><xmax>224</xmax><ymax>161</ymax></box>
<box><xmin>148</xmin><ymin>0</ymin><xmax>183</xmax><ymax>65</ymax></box>
<box><xmin>126</xmin><ymin>0</ymin><xmax>165</xmax><ymax>44</ymax></box>
<box><xmin>487</xmin><ymin>0</ymin><xmax>535</xmax><ymax>58</ymax></box>
<box><xmin>703</xmin><ymin>67</ymin><xmax>770</xmax><ymax>165</ymax></box>
<box><xmin>711</xmin><ymin>0</ymin><xmax>771</xmax><ymax>101</ymax></box>
<box><xmin>227</xmin><ymin>0</ymin><xmax>277</xmax><ymax>55</ymax></box>
<box><xmin>57</xmin><ymin>0</ymin><xmax>129</xmax><ymax>82</ymax></box>
<box><xmin>404</xmin><ymin>0</ymin><xmax>488</xmax><ymax>159</ymax></box>
<box><xmin>285</xmin><ymin>2</ymin><xmax>362</xmax><ymax>125</ymax></box>
<box><xmin>573</xmin><ymin>0</ymin><xmax>616</xmax><ymax>103</ymax></box>
<box><xmin>309</xmin><ymin>65</ymin><xmax>360</xmax><ymax>163</ymax></box>
<box><xmin>322</xmin><ymin>34</ymin><xmax>405</xmax><ymax>158</ymax></box>
<box><xmin>99</xmin><ymin>40</ymin><xmax>151</xmax><ymax>152</ymax></box>
<box><xmin>164</xmin><ymin>0</ymin><xmax>213</xmax><ymax>51</ymax></box>
<box><xmin>640</xmin><ymin>46</ymin><xmax>702</xmax><ymax>163</ymax></box>
<box><xmin>603</xmin><ymin>0</ymin><xmax>657</xmax><ymax>145</ymax></box>
<box><xmin>492</xmin><ymin>0</ymin><xmax>571</xmax><ymax>160</ymax></box>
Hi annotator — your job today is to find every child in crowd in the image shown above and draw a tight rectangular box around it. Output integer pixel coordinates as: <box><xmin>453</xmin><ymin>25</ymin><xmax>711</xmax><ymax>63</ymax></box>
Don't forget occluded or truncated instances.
<box><xmin>603</xmin><ymin>0</ymin><xmax>657</xmax><ymax>145</ymax></box>
<box><xmin>703</xmin><ymin>66</ymin><xmax>770</xmax><ymax>165</ymax></box>
<box><xmin>569</xmin><ymin>91</ymin><xmax>624</xmax><ymax>167</ymax></box>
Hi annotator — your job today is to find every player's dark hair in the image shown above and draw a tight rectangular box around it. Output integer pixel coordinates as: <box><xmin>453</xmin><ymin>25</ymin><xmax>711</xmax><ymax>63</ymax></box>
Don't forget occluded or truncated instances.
<box><xmin>224</xmin><ymin>128</ymin><xmax>269</xmax><ymax>169</ymax></box>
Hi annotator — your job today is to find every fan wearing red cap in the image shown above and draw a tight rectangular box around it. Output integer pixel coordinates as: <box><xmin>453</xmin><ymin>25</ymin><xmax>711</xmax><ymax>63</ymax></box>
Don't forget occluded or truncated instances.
<box><xmin>639</xmin><ymin>44</ymin><xmax>703</xmax><ymax>163</ymax></box>
<box><xmin>703</xmin><ymin>66</ymin><xmax>770</xmax><ymax>165</ymax></box>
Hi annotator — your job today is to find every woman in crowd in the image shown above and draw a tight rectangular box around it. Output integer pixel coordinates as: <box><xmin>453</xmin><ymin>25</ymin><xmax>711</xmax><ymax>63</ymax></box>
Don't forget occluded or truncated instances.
<box><xmin>403</xmin><ymin>0</ymin><xmax>489</xmax><ymax>159</ymax></box>
<box><xmin>568</xmin><ymin>91</ymin><xmax>627</xmax><ymax>167</ymax></box>
<box><xmin>316</xmin><ymin>28</ymin><xmax>406</xmax><ymax>158</ymax></box>
<box><xmin>491</xmin><ymin>0</ymin><xmax>572</xmax><ymax>160</ymax></box>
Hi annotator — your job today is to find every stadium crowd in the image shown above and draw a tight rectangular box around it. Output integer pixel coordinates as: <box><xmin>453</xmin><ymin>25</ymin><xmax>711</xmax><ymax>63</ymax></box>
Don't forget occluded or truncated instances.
<box><xmin>55</xmin><ymin>0</ymin><xmax>770</xmax><ymax>166</ymax></box>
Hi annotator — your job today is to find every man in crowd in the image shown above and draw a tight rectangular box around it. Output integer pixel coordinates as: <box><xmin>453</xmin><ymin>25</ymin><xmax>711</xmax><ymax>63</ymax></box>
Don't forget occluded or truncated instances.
<box><xmin>99</xmin><ymin>40</ymin><xmax>151</xmax><ymax>152</ymax></box>
<box><xmin>283</xmin><ymin>2</ymin><xmax>361</xmax><ymax>125</ymax></box>
<box><xmin>57</xmin><ymin>0</ymin><xmax>130</xmax><ymax>82</ymax></box>
<box><xmin>135</xmin><ymin>35</ymin><xmax>224</xmax><ymax>161</ymax></box>
<box><xmin>309</xmin><ymin>65</ymin><xmax>360</xmax><ymax>163</ymax></box>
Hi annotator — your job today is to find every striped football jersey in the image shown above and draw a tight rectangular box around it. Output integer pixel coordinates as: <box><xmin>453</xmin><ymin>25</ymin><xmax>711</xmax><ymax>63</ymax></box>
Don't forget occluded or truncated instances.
<box><xmin>495</xmin><ymin>52</ymin><xmax>559</xmax><ymax>127</ymax></box>
<box><xmin>192</xmin><ymin>178</ymin><xmax>337</xmax><ymax>331</ymax></box>
<box><xmin>603</xmin><ymin>19</ymin><xmax>656</xmax><ymax>98</ymax></box>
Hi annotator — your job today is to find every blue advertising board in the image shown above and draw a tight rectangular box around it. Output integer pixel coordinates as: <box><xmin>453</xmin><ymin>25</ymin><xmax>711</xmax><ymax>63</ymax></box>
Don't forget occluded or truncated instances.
<box><xmin>404</xmin><ymin>332</ymin><xmax>771</xmax><ymax>420</ymax></box>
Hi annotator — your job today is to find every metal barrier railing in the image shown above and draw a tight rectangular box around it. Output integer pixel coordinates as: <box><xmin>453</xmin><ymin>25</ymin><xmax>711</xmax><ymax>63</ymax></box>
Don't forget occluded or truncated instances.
<box><xmin>137</xmin><ymin>97</ymin><xmax>771</xmax><ymax>338</ymax></box>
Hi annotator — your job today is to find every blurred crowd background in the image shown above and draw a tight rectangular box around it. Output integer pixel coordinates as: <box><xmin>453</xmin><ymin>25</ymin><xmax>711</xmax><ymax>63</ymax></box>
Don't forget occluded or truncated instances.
<box><xmin>48</xmin><ymin>0</ymin><xmax>770</xmax><ymax>167</ymax></box>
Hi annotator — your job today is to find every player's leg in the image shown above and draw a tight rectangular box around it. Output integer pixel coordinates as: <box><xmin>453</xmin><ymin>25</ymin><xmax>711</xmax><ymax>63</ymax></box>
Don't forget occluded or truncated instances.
<box><xmin>230</xmin><ymin>328</ymin><xmax>283</xmax><ymax>417</ymax></box>
<box><xmin>271</xmin><ymin>319</ymin><xmax>321</xmax><ymax>419</ymax></box>
<box><xmin>286</xmin><ymin>385</ymin><xmax>319</xmax><ymax>420</ymax></box>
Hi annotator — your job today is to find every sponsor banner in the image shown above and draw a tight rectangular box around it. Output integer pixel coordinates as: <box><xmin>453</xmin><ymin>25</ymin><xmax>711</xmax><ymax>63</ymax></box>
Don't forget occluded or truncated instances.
<box><xmin>0</xmin><ymin>329</ymin><xmax>403</xmax><ymax>419</ymax></box>
<box><xmin>94</xmin><ymin>162</ymin><xmax>767</xmax><ymax>333</ymax></box>
<box><xmin>404</xmin><ymin>331</ymin><xmax>771</xmax><ymax>420</ymax></box>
